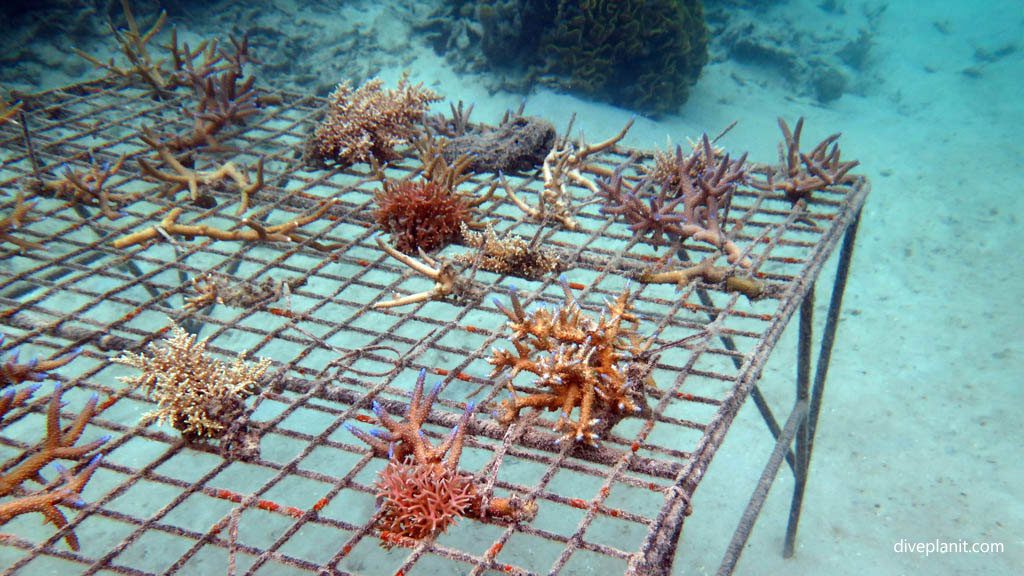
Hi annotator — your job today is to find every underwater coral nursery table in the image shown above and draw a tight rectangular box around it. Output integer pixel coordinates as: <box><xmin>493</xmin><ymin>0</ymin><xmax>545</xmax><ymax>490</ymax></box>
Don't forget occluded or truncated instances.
<box><xmin>0</xmin><ymin>80</ymin><xmax>867</xmax><ymax>575</ymax></box>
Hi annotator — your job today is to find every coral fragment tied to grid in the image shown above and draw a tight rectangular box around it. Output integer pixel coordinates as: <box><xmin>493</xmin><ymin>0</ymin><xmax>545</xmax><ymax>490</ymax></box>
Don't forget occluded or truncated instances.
<box><xmin>348</xmin><ymin>369</ymin><xmax>536</xmax><ymax>548</ymax></box>
<box><xmin>489</xmin><ymin>277</ymin><xmax>655</xmax><ymax>446</ymax></box>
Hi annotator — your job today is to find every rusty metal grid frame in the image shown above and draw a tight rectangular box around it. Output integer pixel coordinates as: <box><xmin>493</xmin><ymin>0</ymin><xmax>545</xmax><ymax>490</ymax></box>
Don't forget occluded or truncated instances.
<box><xmin>0</xmin><ymin>79</ymin><xmax>868</xmax><ymax>576</ymax></box>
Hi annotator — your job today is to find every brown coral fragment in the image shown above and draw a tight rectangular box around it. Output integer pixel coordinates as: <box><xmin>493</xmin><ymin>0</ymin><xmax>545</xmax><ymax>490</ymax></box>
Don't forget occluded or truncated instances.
<box><xmin>749</xmin><ymin>117</ymin><xmax>859</xmax><ymax>203</ymax></box>
<box><xmin>113</xmin><ymin>324</ymin><xmax>270</xmax><ymax>454</ymax></box>
<box><xmin>638</xmin><ymin>258</ymin><xmax>765</xmax><ymax>300</ymax></box>
<box><xmin>454</xmin><ymin>223</ymin><xmax>562</xmax><ymax>280</ymax></box>
<box><xmin>32</xmin><ymin>155</ymin><xmax>130</xmax><ymax>219</ymax></box>
<box><xmin>0</xmin><ymin>193</ymin><xmax>42</xmax><ymax>251</ymax></box>
<box><xmin>348</xmin><ymin>369</ymin><xmax>536</xmax><ymax>548</ymax></box>
<box><xmin>313</xmin><ymin>73</ymin><xmax>441</xmax><ymax>166</ymax></box>
<box><xmin>111</xmin><ymin>199</ymin><xmax>335</xmax><ymax>249</ymax></box>
<box><xmin>138</xmin><ymin>130</ymin><xmax>264</xmax><ymax>214</ymax></box>
<box><xmin>0</xmin><ymin>384</ymin><xmax>108</xmax><ymax>550</ymax></box>
<box><xmin>184</xmin><ymin>273</ymin><xmax>305</xmax><ymax>312</ymax></box>
<box><xmin>489</xmin><ymin>277</ymin><xmax>654</xmax><ymax>445</ymax></box>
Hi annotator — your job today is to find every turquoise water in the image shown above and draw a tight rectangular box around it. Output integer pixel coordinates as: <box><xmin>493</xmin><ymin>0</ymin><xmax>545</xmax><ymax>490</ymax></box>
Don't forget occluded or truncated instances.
<box><xmin>0</xmin><ymin>1</ymin><xmax>1020</xmax><ymax>575</ymax></box>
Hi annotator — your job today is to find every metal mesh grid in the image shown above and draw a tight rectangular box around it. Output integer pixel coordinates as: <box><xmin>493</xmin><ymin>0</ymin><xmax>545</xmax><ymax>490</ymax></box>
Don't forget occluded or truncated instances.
<box><xmin>0</xmin><ymin>80</ymin><xmax>868</xmax><ymax>575</ymax></box>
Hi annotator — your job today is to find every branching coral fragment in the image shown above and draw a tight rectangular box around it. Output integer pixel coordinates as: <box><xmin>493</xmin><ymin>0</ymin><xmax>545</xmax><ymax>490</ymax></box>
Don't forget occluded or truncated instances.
<box><xmin>0</xmin><ymin>384</ymin><xmax>109</xmax><ymax>550</ymax></box>
<box><xmin>598</xmin><ymin>133</ymin><xmax>750</xmax><ymax>266</ymax></box>
<box><xmin>749</xmin><ymin>117</ymin><xmax>859</xmax><ymax>202</ymax></box>
<box><xmin>489</xmin><ymin>277</ymin><xmax>655</xmax><ymax>445</ymax></box>
<box><xmin>138</xmin><ymin>130</ymin><xmax>263</xmax><ymax>214</ymax></box>
<box><xmin>348</xmin><ymin>369</ymin><xmax>536</xmax><ymax>547</ymax></box>
<box><xmin>638</xmin><ymin>258</ymin><xmax>765</xmax><ymax>300</ymax></box>
<box><xmin>0</xmin><ymin>193</ymin><xmax>42</xmax><ymax>251</ymax></box>
<box><xmin>504</xmin><ymin>118</ymin><xmax>633</xmax><ymax>230</ymax></box>
<box><xmin>111</xmin><ymin>199</ymin><xmax>335</xmax><ymax>249</ymax></box>
<box><xmin>1</xmin><ymin>337</ymin><xmax>81</xmax><ymax>388</ymax></box>
<box><xmin>313</xmin><ymin>73</ymin><xmax>441</xmax><ymax>166</ymax></box>
<box><xmin>113</xmin><ymin>324</ymin><xmax>270</xmax><ymax>450</ymax></box>
<box><xmin>32</xmin><ymin>156</ymin><xmax>130</xmax><ymax>219</ymax></box>
<box><xmin>372</xmin><ymin>236</ymin><xmax>483</xmax><ymax>309</ymax></box>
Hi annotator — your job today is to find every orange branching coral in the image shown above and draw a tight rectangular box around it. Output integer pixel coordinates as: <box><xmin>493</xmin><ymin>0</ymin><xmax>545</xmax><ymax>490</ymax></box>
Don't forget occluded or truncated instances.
<box><xmin>348</xmin><ymin>369</ymin><xmax>536</xmax><ymax>548</ymax></box>
<box><xmin>0</xmin><ymin>193</ymin><xmax>42</xmax><ymax>251</ymax></box>
<box><xmin>313</xmin><ymin>74</ymin><xmax>441</xmax><ymax>166</ymax></box>
<box><xmin>489</xmin><ymin>276</ymin><xmax>654</xmax><ymax>445</ymax></box>
<box><xmin>32</xmin><ymin>156</ymin><xmax>130</xmax><ymax>220</ymax></box>
<box><xmin>0</xmin><ymin>384</ymin><xmax>108</xmax><ymax>550</ymax></box>
<box><xmin>113</xmin><ymin>324</ymin><xmax>270</xmax><ymax>450</ymax></box>
<box><xmin>1</xmin><ymin>337</ymin><xmax>81</xmax><ymax>388</ymax></box>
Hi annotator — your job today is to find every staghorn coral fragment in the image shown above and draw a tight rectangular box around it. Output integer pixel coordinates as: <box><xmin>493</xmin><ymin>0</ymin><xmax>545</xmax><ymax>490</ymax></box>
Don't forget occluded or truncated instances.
<box><xmin>599</xmin><ymin>133</ymin><xmax>750</xmax><ymax>266</ymax></box>
<box><xmin>0</xmin><ymin>193</ymin><xmax>42</xmax><ymax>251</ymax></box>
<box><xmin>138</xmin><ymin>129</ymin><xmax>263</xmax><ymax>214</ymax></box>
<box><xmin>505</xmin><ymin>118</ymin><xmax>633</xmax><ymax>230</ymax></box>
<box><xmin>1</xmin><ymin>338</ymin><xmax>82</xmax><ymax>388</ymax></box>
<box><xmin>0</xmin><ymin>384</ymin><xmax>109</xmax><ymax>550</ymax></box>
<box><xmin>111</xmin><ymin>199</ymin><xmax>336</xmax><ymax>249</ymax></box>
<box><xmin>748</xmin><ymin>117</ymin><xmax>859</xmax><ymax>203</ymax></box>
<box><xmin>349</xmin><ymin>369</ymin><xmax>536</xmax><ymax>547</ymax></box>
<box><xmin>489</xmin><ymin>277</ymin><xmax>655</xmax><ymax>445</ymax></box>
<box><xmin>30</xmin><ymin>155</ymin><xmax>130</xmax><ymax>220</ymax></box>
<box><xmin>113</xmin><ymin>324</ymin><xmax>270</xmax><ymax>457</ymax></box>
<box><xmin>637</xmin><ymin>258</ymin><xmax>765</xmax><ymax>300</ymax></box>
<box><xmin>372</xmin><ymin>236</ymin><xmax>484</xmax><ymax>309</ymax></box>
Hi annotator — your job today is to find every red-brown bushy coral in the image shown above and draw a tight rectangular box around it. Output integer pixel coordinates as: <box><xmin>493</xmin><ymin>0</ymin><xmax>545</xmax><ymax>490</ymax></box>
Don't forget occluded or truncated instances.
<box><xmin>375</xmin><ymin>460</ymin><xmax>477</xmax><ymax>543</ymax></box>
<box><xmin>374</xmin><ymin>179</ymin><xmax>473</xmax><ymax>253</ymax></box>
<box><xmin>348</xmin><ymin>369</ymin><xmax>536</xmax><ymax>548</ymax></box>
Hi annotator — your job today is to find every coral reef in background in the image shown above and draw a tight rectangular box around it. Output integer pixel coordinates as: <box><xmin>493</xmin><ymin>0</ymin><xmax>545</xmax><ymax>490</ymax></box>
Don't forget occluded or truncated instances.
<box><xmin>0</xmin><ymin>383</ymin><xmax>108</xmax><ymax>550</ymax></box>
<box><xmin>489</xmin><ymin>277</ymin><xmax>655</xmax><ymax>445</ymax></box>
<box><xmin>348</xmin><ymin>368</ymin><xmax>536</xmax><ymax>548</ymax></box>
<box><xmin>424</xmin><ymin>0</ymin><xmax>708</xmax><ymax>116</ymax></box>
<box><xmin>312</xmin><ymin>74</ymin><xmax>441</xmax><ymax>167</ymax></box>
<box><xmin>539</xmin><ymin>0</ymin><xmax>708</xmax><ymax>116</ymax></box>
<box><xmin>113</xmin><ymin>324</ymin><xmax>270</xmax><ymax>458</ymax></box>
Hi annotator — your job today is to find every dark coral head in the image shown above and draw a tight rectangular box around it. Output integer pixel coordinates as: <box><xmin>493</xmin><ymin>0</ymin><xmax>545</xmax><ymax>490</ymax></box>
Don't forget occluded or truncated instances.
<box><xmin>373</xmin><ymin>179</ymin><xmax>472</xmax><ymax>253</ymax></box>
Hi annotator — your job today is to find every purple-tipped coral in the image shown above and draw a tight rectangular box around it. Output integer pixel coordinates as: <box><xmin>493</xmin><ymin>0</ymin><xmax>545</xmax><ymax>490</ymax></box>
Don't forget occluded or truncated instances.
<box><xmin>348</xmin><ymin>369</ymin><xmax>536</xmax><ymax>548</ymax></box>
<box><xmin>1</xmin><ymin>337</ymin><xmax>82</xmax><ymax>388</ymax></box>
<box><xmin>0</xmin><ymin>384</ymin><xmax>108</xmax><ymax>550</ymax></box>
